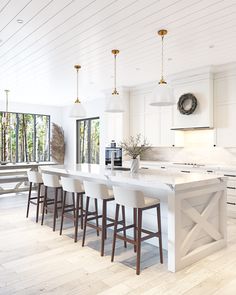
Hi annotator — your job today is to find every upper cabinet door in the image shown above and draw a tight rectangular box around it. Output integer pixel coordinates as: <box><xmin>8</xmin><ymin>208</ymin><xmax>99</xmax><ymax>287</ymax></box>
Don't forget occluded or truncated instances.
<box><xmin>214</xmin><ymin>74</ymin><xmax>236</xmax><ymax>147</ymax></box>
<box><xmin>215</xmin><ymin>103</ymin><xmax>236</xmax><ymax>147</ymax></box>
<box><xmin>145</xmin><ymin>112</ymin><xmax>161</xmax><ymax>146</ymax></box>
<box><xmin>160</xmin><ymin>106</ymin><xmax>173</xmax><ymax>146</ymax></box>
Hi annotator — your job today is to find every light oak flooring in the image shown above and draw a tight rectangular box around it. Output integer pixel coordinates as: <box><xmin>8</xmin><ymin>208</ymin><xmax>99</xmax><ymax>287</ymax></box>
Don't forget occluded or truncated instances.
<box><xmin>1</xmin><ymin>193</ymin><xmax>236</xmax><ymax>295</ymax></box>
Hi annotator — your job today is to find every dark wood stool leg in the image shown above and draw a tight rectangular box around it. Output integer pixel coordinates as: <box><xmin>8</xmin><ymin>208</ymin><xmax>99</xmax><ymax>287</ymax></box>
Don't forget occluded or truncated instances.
<box><xmin>157</xmin><ymin>204</ymin><xmax>163</xmax><ymax>264</ymax></box>
<box><xmin>26</xmin><ymin>182</ymin><xmax>32</xmax><ymax>218</ymax></box>
<box><xmin>111</xmin><ymin>204</ymin><xmax>120</xmax><ymax>262</ymax></box>
<box><xmin>82</xmin><ymin>196</ymin><xmax>90</xmax><ymax>247</ymax></box>
<box><xmin>80</xmin><ymin>194</ymin><xmax>83</xmax><ymax>230</ymax></box>
<box><xmin>60</xmin><ymin>191</ymin><xmax>66</xmax><ymax>235</ymax></box>
<box><xmin>35</xmin><ymin>183</ymin><xmax>41</xmax><ymax>223</ymax></box>
<box><xmin>74</xmin><ymin>193</ymin><xmax>79</xmax><ymax>242</ymax></box>
<box><xmin>121</xmin><ymin>205</ymin><xmax>127</xmax><ymax>248</ymax></box>
<box><xmin>41</xmin><ymin>186</ymin><xmax>47</xmax><ymax>225</ymax></box>
<box><xmin>94</xmin><ymin>199</ymin><xmax>99</xmax><ymax>236</ymax></box>
<box><xmin>53</xmin><ymin>188</ymin><xmax>58</xmax><ymax>231</ymax></box>
<box><xmin>136</xmin><ymin>208</ymin><xmax>142</xmax><ymax>275</ymax></box>
<box><xmin>72</xmin><ymin>193</ymin><xmax>76</xmax><ymax>227</ymax></box>
<box><xmin>133</xmin><ymin>208</ymin><xmax>137</xmax><ymax>253</ymax></box>
<box><xmin>101</xmin><ymin>200</ymin><xmax>107</xmax><ymax>256</ymax></box>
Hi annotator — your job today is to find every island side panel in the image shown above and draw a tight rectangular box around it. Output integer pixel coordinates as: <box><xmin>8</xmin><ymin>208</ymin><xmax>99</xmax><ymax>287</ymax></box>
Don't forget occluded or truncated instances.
<box><xmin>168</xmin><ymin>177</ymin><xmax>227</xmax><ymax>272</ymax></box>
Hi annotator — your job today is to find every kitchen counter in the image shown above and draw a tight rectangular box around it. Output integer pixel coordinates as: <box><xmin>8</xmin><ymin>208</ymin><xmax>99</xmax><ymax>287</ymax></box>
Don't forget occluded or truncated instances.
<box><xmin>136</xmin><ymin>160</ymin><xmax>236</xmax><ymax>172</ymax></box>
<box><xmin>41</xmin><ymin>164</ymin><xmax>227</xmax><ymax>272</ymax></box>
<box><xmin>0</xmin><ymin>161</ymin><xmax>55</xmax><ymax>170</ymax></box>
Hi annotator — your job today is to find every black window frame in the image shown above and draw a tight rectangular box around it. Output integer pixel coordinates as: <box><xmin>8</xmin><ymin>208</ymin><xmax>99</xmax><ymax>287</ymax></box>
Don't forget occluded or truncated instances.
<box><xmin>76</xmin><ymin>116</ymin><xmax>100</xmax><ymax>164</ymax></box>
<box><xmin>0</xmin><ymin>110</ymin><xmax>51</xmax><ymax>163</ymax></box>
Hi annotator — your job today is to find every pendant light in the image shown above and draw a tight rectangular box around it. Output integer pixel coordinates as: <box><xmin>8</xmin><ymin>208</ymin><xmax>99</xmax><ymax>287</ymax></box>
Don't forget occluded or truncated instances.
<box><xmin>150</xmin><ymin>29</ymin><xmax>175</xmax><ymax>106</ymax></box>
<box><xmin>69</xmin><ymin>65</ymin><xmax>86</xmax><ymax>118</ymax></box>
<box><xmin>105</xmin><ymin>49</ymin><xmax>124</xmax><ymax>113</ymax></box>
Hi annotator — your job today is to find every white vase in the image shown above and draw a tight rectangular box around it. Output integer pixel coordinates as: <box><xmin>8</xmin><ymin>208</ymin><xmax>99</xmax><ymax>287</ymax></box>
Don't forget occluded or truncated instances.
<box><xmin>130</xmin><ymin>158</ymin><xmax>139</xmax><ymax>173</ymax></box>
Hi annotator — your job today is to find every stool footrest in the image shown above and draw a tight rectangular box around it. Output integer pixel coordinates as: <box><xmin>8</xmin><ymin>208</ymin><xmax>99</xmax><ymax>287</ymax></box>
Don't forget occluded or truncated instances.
<box><xmin>116</xmin><ymin>234</ymin><xmax>135</xmax><ymax>245</ymax></box>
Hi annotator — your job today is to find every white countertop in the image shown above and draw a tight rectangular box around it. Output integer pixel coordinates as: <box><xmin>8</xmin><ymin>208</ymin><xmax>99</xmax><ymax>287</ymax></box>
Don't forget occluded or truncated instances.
<box><xmin>0</xmin><ymin>162</ymin><xmax>55</xmax><ymax>170</ymax></box>
<box><xmin>124</xmin><ymin>160</ymin><xmax>236</xmax><ymax>173</ymax></box>
<box><xmin>40</xmin><ymin>164</ymin><xmax>225</xmax><ymax>191</ymax></box>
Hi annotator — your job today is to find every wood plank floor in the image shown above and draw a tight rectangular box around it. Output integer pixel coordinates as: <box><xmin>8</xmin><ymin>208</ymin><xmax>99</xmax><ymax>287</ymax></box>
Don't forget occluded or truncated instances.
<box><xmin>1</xmin><ymin>193</ymin><xmax>236</xmax><ymax>295</ymax></box>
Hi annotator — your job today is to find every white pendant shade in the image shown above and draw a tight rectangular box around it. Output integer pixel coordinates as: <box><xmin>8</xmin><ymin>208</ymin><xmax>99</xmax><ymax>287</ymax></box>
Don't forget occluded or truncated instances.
<box><xmin>105</xmin><ymin>49</ymin><xmax>124</xmax><ymax>113</ymax></box>
<box><xmin>150</xmin><ymin>83</ymin><xmax>175</xmax><ymax>106</ymax></box>
<box><xmin>150</xmin><ymin>29</ymin><xmax>175</xmax><ymax>107</ymax></box>
<box><xmin>105</xmin><ymin>94</ymin><xmax>124</xmax><ymax>113</ymax></box>
<box><xmin>69</xmin><ymin>101</ymin><xmax>86</xmax><ymax>118</ymax></box>
<box><xmin>69</xmin><ymin>65</ymin><xmax>86</xmax><ymax>118</ymax></box>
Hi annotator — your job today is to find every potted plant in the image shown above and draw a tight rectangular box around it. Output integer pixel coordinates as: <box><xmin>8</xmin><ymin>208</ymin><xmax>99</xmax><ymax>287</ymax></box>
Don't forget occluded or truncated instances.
<box><xmin>120</xmin><ymin>134</ymin><xmax>151</xmax><ymax>173</ymax></box>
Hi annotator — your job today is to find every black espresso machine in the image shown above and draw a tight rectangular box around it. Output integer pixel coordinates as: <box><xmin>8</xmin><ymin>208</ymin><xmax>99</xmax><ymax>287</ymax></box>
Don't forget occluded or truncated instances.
<box><xmin>105</xmin><ymin>141</ymin><xmax>122</xmax><ymax>166</ymax></box>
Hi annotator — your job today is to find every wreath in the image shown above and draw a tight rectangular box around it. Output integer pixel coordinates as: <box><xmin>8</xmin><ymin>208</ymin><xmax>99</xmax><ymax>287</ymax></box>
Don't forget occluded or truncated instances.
<box><xmin>177</xmin><ymin>93</ymin><xmax>198</xmax><ymax>115</ymax></box>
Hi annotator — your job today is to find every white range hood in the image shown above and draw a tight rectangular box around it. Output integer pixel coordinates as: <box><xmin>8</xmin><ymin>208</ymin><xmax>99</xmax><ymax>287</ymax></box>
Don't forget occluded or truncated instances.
<box><xmin>171</xmin><ymin>67</ymin><xmax>214</xmax><ymax>130</ymax></box>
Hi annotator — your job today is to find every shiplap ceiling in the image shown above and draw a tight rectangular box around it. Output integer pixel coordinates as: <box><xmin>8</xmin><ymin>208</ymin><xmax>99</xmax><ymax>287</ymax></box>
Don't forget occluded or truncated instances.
<box><xmin>0</xmin><ymin>0</ymin><xmax>236</xmax><ymax>106</ymax></box>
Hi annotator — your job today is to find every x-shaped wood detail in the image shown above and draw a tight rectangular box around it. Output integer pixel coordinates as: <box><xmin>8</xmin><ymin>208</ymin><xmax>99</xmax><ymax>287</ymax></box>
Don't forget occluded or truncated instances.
<box><xmin>180</xmin><ymin>192</ymin><xmax>222</xmax><ymax>257</ymax></box>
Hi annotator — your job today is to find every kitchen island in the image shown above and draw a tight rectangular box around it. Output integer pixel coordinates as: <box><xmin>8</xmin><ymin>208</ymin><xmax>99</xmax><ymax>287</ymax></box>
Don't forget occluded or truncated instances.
<box><xmin>40</xmin><ymin>164</ymin><xmax>227</xmax><ymax>272</ymax></box>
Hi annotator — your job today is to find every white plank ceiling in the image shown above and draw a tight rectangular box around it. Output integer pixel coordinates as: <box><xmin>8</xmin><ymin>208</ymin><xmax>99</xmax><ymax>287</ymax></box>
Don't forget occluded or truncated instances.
<box><xmin>0</xmin><ymin>0</ymin><xmax>236</xmax><ymax>106</ymax></box>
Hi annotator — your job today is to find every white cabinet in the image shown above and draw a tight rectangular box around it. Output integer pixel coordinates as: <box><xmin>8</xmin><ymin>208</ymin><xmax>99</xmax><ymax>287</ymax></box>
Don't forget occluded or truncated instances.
<box><xmin>145</xmin><ymin>112</ymin><xmax>161</xmax><ymax>146</ymax></box>
<box><xmin>214</xmin><ymin>73</ymin><xmax>236</xmax><ymax>147</ymax></box>
<box><xmin>129</xmin><ymin>92</ymin><xmax>184</xmax><ymax>147</ymax></box>
<box><xmin>215</xmin><ymin>102</ymin><xmax>236</xmax><ymax>147</ymax></box>
<box><xmin>130</xmin><ymin>114</ymin><xmax>145</xmax><ymax>138</ymax></box>
<box><xmin>130</xmin><ymin>93</ymin><xmax>145</xmax><ymax>138</ymax></box>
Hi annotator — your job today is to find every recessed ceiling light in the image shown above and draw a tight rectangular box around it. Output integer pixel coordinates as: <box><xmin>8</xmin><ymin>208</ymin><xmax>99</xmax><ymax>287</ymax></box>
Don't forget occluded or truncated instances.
<box><xmin>209</xmin><ymin>45</ymin><xmax>215</xmax><ymax>49</ymax></box>
<box><xmin>17</xmin><ymin>19</ymin><xmax>24</xmax><ymax>24</ymax></box>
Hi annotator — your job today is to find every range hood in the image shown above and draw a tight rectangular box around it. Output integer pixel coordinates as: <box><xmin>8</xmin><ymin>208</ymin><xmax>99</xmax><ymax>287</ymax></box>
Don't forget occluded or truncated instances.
<box><xmin>171</xmin><ymin>126</ymin><xmax>214</xmax><ymax>131</ymax></box>
<box><xmin>171</xmin><ymin>68</ymin><xmax>214</xmax><ymax>130</ymax></box>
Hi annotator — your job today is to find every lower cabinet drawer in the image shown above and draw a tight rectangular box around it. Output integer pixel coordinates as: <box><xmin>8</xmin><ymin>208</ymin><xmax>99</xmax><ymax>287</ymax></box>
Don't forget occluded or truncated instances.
<box><xmin>227</xmin><ymin>195</ymin><xmax>236</xmax><ymax>207</ymax></box>
<box><xmin>227</xmin><ymin>180</ymin><xmax>236</xmax><ymax>195</ymax></box>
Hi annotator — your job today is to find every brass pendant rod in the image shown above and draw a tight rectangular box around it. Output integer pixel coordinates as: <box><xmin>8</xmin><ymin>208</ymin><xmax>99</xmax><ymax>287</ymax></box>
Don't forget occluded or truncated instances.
<box><xmin>111</xmin><ymin>49</ymin><xmax>119</xmax><ymax>95</ymax></box>
<box><xmin>161</xmin><ymin>35</ymin><xmax>164</xmax><ymax>82</ymax></box>
<box><xmin>76</xmin><ymin>67</ymin><xmax>79</xmax><ymax>99</ymax></box>
<box><xmin>114</xmin><ymin>53</ymin><xmax>117</xmax><ymax>92</ymax></box>
<box><xmin>5</xmin><ymin>90</ymin><xmax>9</xmax><ymax>113</ymax></box>
<box><xmin>74</xmin><ymin>65</ymin><xmax>81</xmax><ymax>103</ymax></box>
<box><xmin>158</xmin><ymin>29</ymin><xmax>167</xmax><ymax>84</ymax></box>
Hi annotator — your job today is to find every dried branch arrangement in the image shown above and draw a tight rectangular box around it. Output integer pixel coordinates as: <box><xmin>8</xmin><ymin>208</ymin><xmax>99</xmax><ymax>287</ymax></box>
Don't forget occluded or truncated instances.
<box><xmin>120</xmin><ymin>134</ymin><xmax>151</xmax><ymax>159</ymax></box>
<box><xmin>50</xmin><ymin>123</ymin><xmax>65</xmax><ymax>164</ymax></box>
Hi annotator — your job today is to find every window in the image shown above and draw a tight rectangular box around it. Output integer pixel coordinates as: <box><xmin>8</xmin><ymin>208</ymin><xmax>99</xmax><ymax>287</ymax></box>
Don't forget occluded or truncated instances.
<box><xmin>0</xmin><ymin>112</ymin><xmax>50</xmax><ymax>163</ymax></box>
<box><xmin>76</xmin><ymin>117</ymin><xmax>99</xmax><ymax>164</ymax></box>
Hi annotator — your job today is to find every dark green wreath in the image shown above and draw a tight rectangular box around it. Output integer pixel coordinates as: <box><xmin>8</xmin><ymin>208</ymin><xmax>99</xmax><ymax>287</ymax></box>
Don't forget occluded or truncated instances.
<box><xmin>177</xmin><ymin>93</ymin><xmax>197</xmax><ymax>115</ymax></box>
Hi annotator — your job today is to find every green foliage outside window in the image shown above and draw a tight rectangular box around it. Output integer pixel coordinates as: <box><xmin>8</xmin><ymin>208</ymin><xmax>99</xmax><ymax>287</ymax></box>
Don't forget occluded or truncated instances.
<box><xmin>77</xmin><ymin>118</ymin><xmax>99</xmax><ymax>164</ymax></box>
<box><xmin>0</xmin><ymin>111</ymin><xmax>50</xmax><ymax>163</ymax></box>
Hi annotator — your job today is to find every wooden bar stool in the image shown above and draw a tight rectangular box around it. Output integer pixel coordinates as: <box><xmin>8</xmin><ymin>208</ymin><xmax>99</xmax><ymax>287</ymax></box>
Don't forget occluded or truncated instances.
<box><xmin>60</xmin><ymin>177</ymin><xmax>85</xmax><ymax>242</ymax></box>
<box><xmin>111</xmin><ymin>186</ymin><xmax>163</xmax><ymax>275</ymax></box>
<box><xmin>26</xmin><ymin>170</ymin><xmax>44</xmax><ymax>223</ymax></box>
<box><xmin>41</xmin><ymin>173</ymin><xmax>62</xmax><ymax>231</ymax></box>
<box><xmin>82</xmin><ymin>181</ymin><xmax>127</xmax><ymax>256</ymax></box>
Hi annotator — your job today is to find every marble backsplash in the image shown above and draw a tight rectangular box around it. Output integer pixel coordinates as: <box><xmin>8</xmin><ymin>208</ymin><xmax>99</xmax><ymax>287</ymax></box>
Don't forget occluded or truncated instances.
<box><xmin>141</xmin><ymin>147</ymin><xmax>236</xmax><ymax>166</ymax></box>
